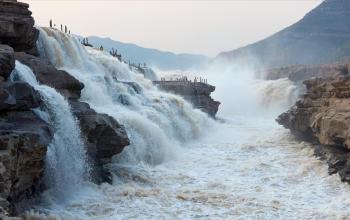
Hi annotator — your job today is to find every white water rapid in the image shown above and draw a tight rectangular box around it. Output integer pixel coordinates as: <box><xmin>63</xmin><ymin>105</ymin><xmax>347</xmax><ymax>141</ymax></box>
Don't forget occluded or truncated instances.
<box><xmin>12</xmin><ymin>61</ymin><xmax>89</xmax><ymax>201</ymax></box>
<box><xmin>23</xmin><ymin>28</ymin><xmax>350</xmax><ymax>220</ymax></box>
<box><xmin>37</xmin><ymin>27</ymin><xmax>211</xmax><ymax>166</ymax></box>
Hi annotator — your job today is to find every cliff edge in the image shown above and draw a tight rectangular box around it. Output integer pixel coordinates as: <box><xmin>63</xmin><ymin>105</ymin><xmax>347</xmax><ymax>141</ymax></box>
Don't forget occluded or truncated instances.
<box><xmin>153</xmin><ymin>80</ymin><xmax>220</xmax><ymax>117</ymax></box>
<box><xmin>277</xmin><ymin>62</ymin><xmax>350</xmax><ymax>183</ymax></box>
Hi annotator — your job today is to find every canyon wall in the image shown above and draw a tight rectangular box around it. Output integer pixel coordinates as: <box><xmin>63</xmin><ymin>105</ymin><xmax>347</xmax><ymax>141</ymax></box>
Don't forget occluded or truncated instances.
<box><xmin>0</xmin><ymin>0</ymin><xmax>130</xmax><ymax>216</ymax></box>
<box><xmin>277</xmin><ymin>61</ymin><xmax>350</xmax><ymax>183</ymax></box>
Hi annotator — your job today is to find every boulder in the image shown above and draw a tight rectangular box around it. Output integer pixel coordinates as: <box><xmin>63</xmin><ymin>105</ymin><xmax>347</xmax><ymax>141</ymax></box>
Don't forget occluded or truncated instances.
<box><xmin>69</xmin><ymin>100</ymin><xmax>130</xmax><ymax>183</ymax></box>
<box><xmin>0</xmin><ymin>0</ymin><xmax>38</xmax><ymax>55</ymax></box>
<box><xmin>0</xmin><ymin>45</ymin><xmax>15</xmax><ymax>80</ymax></box>
<box><xmin>0</xmin><ymin>81</ymin><xmax>40</xmax><ymax>112</ymax></box>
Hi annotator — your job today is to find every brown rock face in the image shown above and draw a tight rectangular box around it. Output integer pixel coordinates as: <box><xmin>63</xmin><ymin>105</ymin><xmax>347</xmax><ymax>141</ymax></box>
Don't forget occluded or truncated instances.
<box><xmin>277</xmin><ymin>76</ymin><xmax>350</xmax><ymax>147</ymax></box>
<box><xmin>153</xmin><ymin>81</ymin><xmax>220</xmax><ymax>117</ymax></box>
<box><xmin>0</xmin><ymin>0</ymin><xmax>38</xmax><ymax>55</ymax></box>
<box><xmin>276</xmin><ymin>67</ymin><xmax>350</xmax><ymax>183</ymax></box>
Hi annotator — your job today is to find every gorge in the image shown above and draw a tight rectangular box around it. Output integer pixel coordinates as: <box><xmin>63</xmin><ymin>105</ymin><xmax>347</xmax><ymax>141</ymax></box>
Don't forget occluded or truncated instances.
<box><xmin>1</xmin><ymin>0</ymin><xmax>350</xmax><ymax>219</ymax></box>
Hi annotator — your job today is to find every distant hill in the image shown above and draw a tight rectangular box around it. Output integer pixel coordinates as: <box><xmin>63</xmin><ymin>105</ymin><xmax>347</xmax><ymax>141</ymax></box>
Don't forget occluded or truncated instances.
<box><xmin>86</xmin><ymin>36</ymin><xmax>209</xmax><ymax>70</ymax></box>
<box><xmin>217</xmin><ymin>0</ymin><xmax>350</xmax><ymax>68</ymax></box>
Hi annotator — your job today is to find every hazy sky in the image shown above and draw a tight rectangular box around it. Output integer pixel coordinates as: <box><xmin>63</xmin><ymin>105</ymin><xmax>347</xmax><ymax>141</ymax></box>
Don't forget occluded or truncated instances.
<box><xmin>23</xmin><ymin>0</ymin><xmax>322</xmax><ymax>57</ymax></box>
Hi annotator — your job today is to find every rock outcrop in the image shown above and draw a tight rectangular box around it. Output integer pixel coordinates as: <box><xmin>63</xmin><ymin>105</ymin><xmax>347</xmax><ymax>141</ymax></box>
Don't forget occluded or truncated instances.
<box><xmin>69</xmin><ymin>100</ymin><xmax>129</xmax><ymax>183</ymax></box>
<box><xmin>13</xmin><ymin>53</ymin><xmax>130</xmax><ymax>183</ymax></box>
<box><xmin>153</xmin><ymin>81</ymin><xmax>220</xmax><ymax>117</ymax></box>
<box><xmin>0</xmin><ymin>111</ymin><xmax>53</xmax><ymax>215</ymax></box>
<box><xmin>0</xmin><ymin>1</ymin><xmax>130</xmax><ymax>215</ymax></box>
<box><xmin>0</xmin><ymin>0</ymin><xmax>38</xmax><ymax>55</ymax></box>
<box><xmin>0</xmin><ymin>46</ymin><xmax>53</xmax><ymax>216</ymax></box>
<box><xmin>0</xmin><ymin>45</ymin><xmax>15</xmax><ymax>80</ymax></box>
<box><xmin>277</xmin><ymin>67</ymin><xmax>350</xmax><ymax>183</ymax></box>
<box><xmin>15</xmin><ymin>52</ymin><xmax>84</xmax><ymax>99</ymax></box>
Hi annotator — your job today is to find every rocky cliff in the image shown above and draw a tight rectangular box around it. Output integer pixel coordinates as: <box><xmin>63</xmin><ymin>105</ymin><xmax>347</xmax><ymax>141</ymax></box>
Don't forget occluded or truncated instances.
<box><xmin>217</xmin><ymin>0</ymin><xmax>350</xmax><ymax>68</ymax></box>
<box><xmin>0</xmin><ymin>44</ymin><xmax>53</xmax><ymax>216</ymax></box>
<box><xmin>153</xmin><ymin>81</ymin><xmax>220</xmax><ymax>117</ymax></box>
<box><xmin>0</xmin><ymin>0</ymin><xmax>38</xmax><ymax>55</ymax></box>
<box><xmin>15</xmin><ymin>52</ymin><xmax>130</xmax><ymax>183</ymax></box>
<box><xmin>0</xmin><ymin>0</ymin><xmax>130</xmax><ymax>216</ymax></box>
<box><xmin>277</xmin><ymin>64</ymin><xmax>350</xmax><ymax>183</ymax></box>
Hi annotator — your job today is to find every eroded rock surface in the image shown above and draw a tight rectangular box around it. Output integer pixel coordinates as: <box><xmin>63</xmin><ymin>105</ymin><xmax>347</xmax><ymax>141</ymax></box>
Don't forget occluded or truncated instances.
<box><xmin>69</xmin><ymin>100</ymin><xmax>130</xmax><ymax>183</ymax></box>
<box><xmin>0</xmin><ymin>45</ymin><xmax>15</xmax><ymax>80</ymax></box>
<box><xmin>15</xmin><ymin>52</ymin><xmax>84</xmax><ymax>99</ymax></box>
<box><xmin>154</xmin><ymin>81</ymin><xmax>220</xmax><ymax>117</ymax></box>
<box><xmin>0</xmin><ymin>81</ymin><xmax>40</xmax><ymax>111</ymax></box>
<box><xmin>0</xmin><ymin>30</ymin><xmax>54</xmax><ymax>216</ymax></box>
<box><xmin>0</xmin><ymin>72</ymin><xmax>53</xmax><ymax>215</ymax></box>
<box><xmin>0</xmin><ymin>0</ymin><xmax>38</xmax><ymax>55</ymax></box>
<box><xmin>277</xmin><ymin>67</ymin><xmax>350</xmax><ymax>183</ymax></box>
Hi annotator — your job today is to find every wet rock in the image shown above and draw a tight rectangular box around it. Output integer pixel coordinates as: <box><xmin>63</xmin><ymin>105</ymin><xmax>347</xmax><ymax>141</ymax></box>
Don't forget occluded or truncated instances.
<box><xmin>0</xmin><ymin>47</ymin><xmax>53</xmax><ymax>215</ymax></box>
<box><xmin>0</xmin><ymin>0</ymin><xmax>38</xmax><ymax>55</ymax></box>
<box><xmin>69</xmin><ymin>100</ymin><xmax>130</xmax><ymax>183</ymax></box>
<box><xmin>15</xmin><ymin>52</ymin><xmax>84</xmax><ymax>99</ymax></box>
<box><xmin>0</xmin><ymin>45</ymin><xmax>15</xmax><ymax>80</ymax></box>
<box><xmin>0</xmin><ymin>111</ymin><xmax>53</xmax><ymax>215</ymax></box>
<box><xmin>314</xmin><ymin>145</ymin><xmax>350</xmax><ymax>175</ymax></box>
<box><xmin>15</xmin><ymin>52</ymin><xmax>130</xmax><ymax>183</ymax></box>
<box><xmin>153</xmin><ymin>81</ymin><xmax>220</xmax><ymax>117</ymax></box>
<box><xmin>0</xmin><ymin>81</ymin><xmax>40</xmax><ymax>112</ymax></box>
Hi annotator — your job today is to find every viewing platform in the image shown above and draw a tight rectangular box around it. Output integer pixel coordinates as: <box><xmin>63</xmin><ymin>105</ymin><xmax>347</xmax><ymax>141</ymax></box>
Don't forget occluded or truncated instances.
<box><xmin>153</xmin><ymin>77</ymin><xmax>220</xmax><ymax>117</ymax></box>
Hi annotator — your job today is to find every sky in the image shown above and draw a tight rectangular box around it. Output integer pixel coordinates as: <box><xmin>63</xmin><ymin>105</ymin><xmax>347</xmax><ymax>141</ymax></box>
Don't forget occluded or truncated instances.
<box><xmin>23</xmin><ymin>0</ymin><xmax>322</xmax><ymax>57</ymax></box>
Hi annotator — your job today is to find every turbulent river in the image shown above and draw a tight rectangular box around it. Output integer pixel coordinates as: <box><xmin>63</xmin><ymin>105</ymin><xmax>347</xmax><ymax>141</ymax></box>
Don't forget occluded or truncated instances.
<box><xmin>23</xmin><ymin>28</ymin><xmax>350</xmax><ymax>220</ymax></box>
<box><xmin>27</xmin><ymin>116</ymin><xmax>350</xmax><ymax>220</ymax></box>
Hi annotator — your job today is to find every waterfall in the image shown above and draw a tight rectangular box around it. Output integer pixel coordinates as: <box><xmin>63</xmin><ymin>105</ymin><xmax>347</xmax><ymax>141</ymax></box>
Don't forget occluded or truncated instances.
<box><xmin>12</xmin><ymin>61</ymin><xmax>89</xmax><ymax>200</ymax></box>
<box><xmin>255</xmin><ymin>78</ymin><xmax>301</xmax><ymax>112</ymax></box>
<box><xmin>36</xmin><ymin>27</ymin><xmax>212</xmax><ymax>166</ymax></box>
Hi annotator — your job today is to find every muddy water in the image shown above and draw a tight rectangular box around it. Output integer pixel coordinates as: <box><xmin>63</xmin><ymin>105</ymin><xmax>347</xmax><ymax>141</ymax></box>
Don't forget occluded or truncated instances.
<box><xmin>27</xmin><ymin>116</ymin><xmax>350</xmax><ymax>220</ymax></box>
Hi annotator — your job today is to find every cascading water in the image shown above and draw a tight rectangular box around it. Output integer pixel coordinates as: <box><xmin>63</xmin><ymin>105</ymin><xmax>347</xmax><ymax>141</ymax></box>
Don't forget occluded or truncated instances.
<box><xmin>36</xmin><ymin>27</ymin><xmax>212</xmax><ymax>166</ymax></box>
<box><xmin>23</xmin><ymin>27</ymin><xmax>350</xmax><ymax>219</ymax></box>
<box><xmin>12</xmin><ymin>61</ymin><xmax>89</xmax><ymax>201</ymax></box>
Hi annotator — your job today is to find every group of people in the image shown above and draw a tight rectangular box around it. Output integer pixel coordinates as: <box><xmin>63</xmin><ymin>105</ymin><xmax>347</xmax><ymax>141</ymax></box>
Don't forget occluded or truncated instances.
<box><xmin>49</xmin><ymin>19</ymin><xmax>71</xmax><ymax>34</ymax></box>
<box><xmin>159</xmin><ymin>76</ymin><xmax>208</xmax><ymax>84</ymax></box>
